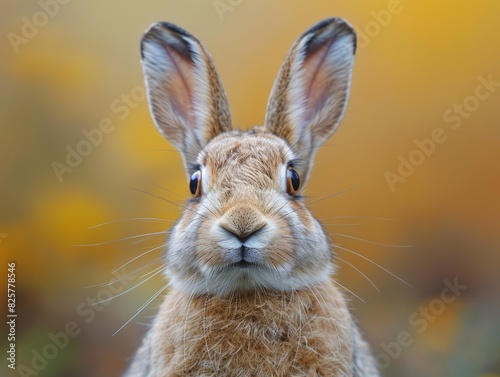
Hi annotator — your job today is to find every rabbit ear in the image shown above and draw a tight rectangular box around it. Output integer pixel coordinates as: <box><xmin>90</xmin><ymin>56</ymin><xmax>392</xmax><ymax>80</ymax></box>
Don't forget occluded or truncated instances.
<box><xmin>264</xmin><ymin>18</ymin><xmax>356</xmax><ymax>180</ymax></box>
<box><xmin>141</xmin><ymin>22</ymin><xmax>232</xmax><ymax>172</ymax></box>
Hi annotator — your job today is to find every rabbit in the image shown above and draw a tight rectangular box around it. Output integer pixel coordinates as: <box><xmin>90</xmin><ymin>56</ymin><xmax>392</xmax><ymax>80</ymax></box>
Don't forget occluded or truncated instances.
<box><xmin>124</xmin><ymin>17</ymin><xmax>380</xmax><ymax>377</ymax></box>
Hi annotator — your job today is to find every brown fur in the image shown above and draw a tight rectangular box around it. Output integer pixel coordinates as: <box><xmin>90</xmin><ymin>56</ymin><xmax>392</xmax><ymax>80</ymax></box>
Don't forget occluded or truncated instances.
<box><xmin>128</xmin><ymin>282</ymin><xmax>354</xmax><ymax>377</ymax></box>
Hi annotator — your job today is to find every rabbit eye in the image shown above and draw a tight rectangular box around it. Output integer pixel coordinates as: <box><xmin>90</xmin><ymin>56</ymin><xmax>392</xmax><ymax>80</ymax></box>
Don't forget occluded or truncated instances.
<box><xmin>189</xmin><ymin>170</ymin><xmax>202</xmax><ymax>197</ymax></box>
<box><xmin>286</xmin><ymin>167</ymin><xmax>300</xmax><ymax>195</ymax></box>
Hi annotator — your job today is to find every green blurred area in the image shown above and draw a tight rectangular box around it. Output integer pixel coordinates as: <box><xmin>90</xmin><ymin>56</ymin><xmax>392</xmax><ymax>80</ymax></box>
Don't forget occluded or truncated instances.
<box><xmin>1</xmin><ymin>1</ymin><xmax>499</xmax><ymax>376</ymax></box>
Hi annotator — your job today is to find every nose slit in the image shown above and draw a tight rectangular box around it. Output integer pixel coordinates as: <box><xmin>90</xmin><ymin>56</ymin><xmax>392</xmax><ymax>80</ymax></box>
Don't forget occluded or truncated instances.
<box><xmin>220</xmin><ymin>223</ymin><xmax>266</xmax><ymax>244</ymax></box>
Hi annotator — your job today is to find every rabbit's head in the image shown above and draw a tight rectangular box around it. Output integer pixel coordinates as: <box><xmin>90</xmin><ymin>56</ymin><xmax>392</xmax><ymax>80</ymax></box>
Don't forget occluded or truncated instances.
<box><xmin>141</xmin><ymin>18</ymin><xmax>356</xmax><ymax>296</ymax></box>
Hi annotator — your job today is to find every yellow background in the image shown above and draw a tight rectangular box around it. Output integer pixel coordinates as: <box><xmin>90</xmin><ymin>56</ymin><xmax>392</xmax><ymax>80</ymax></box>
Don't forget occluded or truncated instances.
<box><xmin>1</xmin><ymin>1</ymin><xmax>499</xmax><ymax>376</ymax></box>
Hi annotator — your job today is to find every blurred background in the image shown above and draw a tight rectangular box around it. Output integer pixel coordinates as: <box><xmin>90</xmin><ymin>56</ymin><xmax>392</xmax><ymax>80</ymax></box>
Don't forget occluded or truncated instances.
<box><xmin>1</xmin><ymin>1</ymin><xmax>499</xmax><ymax>376</ymax></box>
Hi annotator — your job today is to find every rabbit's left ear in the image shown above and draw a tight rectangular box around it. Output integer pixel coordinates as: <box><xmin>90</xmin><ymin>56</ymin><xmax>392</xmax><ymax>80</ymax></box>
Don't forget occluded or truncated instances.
<box><xmin>141</xmin><ymin>22</ymin><xmax>232</xmax><ymax>174</ymax></box>
<box><xmin>264</xmin><ymin>18</ymin><xmax>356</xmax><ymax>181</ymax></box>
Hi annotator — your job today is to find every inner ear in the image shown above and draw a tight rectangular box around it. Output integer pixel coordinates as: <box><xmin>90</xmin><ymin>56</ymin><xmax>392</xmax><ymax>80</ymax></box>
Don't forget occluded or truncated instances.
<box><xmin>265</xmin><ymin>18</ymin><xmax>356</xmax><ymax>144</ymax></box>
<box><xmin>302</xmin><ymin>40</ymin><xmax>338</xmax><ymax>123</ymax></box>
<box><xmin>158</xmin><ymin>41</ymin><xmax>196</xmax><ymax>127</ymax></box>
<box><xmin>264</xmin><ymin>18</ymin><xmax>356</xmax><ymax>183</ymax></box>
<box><xmin>141</xmin><ymin>22</ymin><xmax>233</xmax><ymax>176</ymax></box>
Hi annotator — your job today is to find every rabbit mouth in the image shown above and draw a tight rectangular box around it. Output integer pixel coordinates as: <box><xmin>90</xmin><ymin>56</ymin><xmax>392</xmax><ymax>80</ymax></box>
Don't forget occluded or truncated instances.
<box><xmin>221</xmin><ymin>245</ymin><xmax>266</xmax><ymax>268</ymax></box>
<box><xmin>217</xmin><ymin>255</ymin><xmax>269</xmax><ymax>272</ymax></box>
<box><xmin>229</xmin><ymin>260</ymin><xmax>258</xmax><ymax>269</ymax></box>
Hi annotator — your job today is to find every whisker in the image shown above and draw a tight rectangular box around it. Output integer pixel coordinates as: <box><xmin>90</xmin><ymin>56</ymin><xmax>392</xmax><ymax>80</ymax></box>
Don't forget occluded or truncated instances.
<box><xmin>83</xmin><ymin>256</ymin><xmax>165</xmax><ymax>289</ymax></box>
<box><xmin>142</xmin><ymin>181</ymin><xmax>222</xmax><ymax>220</ymax></box>
<box><xmin>130</xmin><ymin>233</ymin><xmax>168</xmax><ymax>246</ymax></box>
<box><xmin>317</xmin><ymin>215</ymin><xmax>397</xmax><ymax>221</ymax></box>
<box><xmin>88</xmin><ymin>217</ymin><xmax>174</xmax><ymax>229</ymax></box>
<box><xmin>334</xmin><ymin>243</ymin><xmax>412</xmax><ymax>287</ymax></box>
<box><xmin>124</xmin><ymin>257</ymin><xmax>165</xmax><ymax>279</ymax></box>
<box><xmin>280</xmin><ymin>235</ymin><xmax>315</xmax><ymax>242</ymax></box>
<box><xmin>128</xmin><ymin>187</ymin><xmax>184</xmax><ymax>208</ymax></box>
<box><xmin>128</xmin><ymin>187</ymin><xmax>210</xmax><ymax>220</ymax></box>
<box><xmin>112</xmin><ymin>282</ymin><xmax>170</xmax><ymax>336</ymax></box>
<box><xmin>278</xmin><ymin>187</ymin><xmax>354</xmax><ymax>221</ymax></box>
<box><xmin>82</xmin><ymin>257</ymin><xmax>164</xmax><ymax>289</ymax></box>
<box><xmin>74</xmin><ymin>230</ymin><xmax>168</xmax><ymax>247</ymax></box>
<box><xmin>332</xmin><ymin>280</ymin><xmax>365</xmax><ymax>303</ymax></box>
<box><xmin>140</xmin><ymin>181</ymin><xmax>185</xmax><ymax>200</ymax></box>
<box><xmin>304</xmin><ymin>187</ymin><xmax>356</xmax><ymax>207</ymax></box>
<box><xmin>114</xmin><ymin>242</ymin><xmax>167</xmax><ymax>272</ymax></box>
<box><xmin>335</xmin><ymin>256</ymin><xmax>379</xmax><ymax>292</ymax></box>
<box><xmin>321</xmin><ymin>223</ymin><xmax>360</xmax><ymax>227</ymax></box>
<box><xmin>332</xmin><ymin>233</ymin><xmax>413</xmax><ymax>248</ymax></box>
<box><xmin>95</xmin><ymin>265</ymin><xmax>165</xmax><ymax>305</ymax></box>
<box><xmin>139</xmin><ymin>265</ymin><xmax>166</xmax><ymax>279</ymax></box>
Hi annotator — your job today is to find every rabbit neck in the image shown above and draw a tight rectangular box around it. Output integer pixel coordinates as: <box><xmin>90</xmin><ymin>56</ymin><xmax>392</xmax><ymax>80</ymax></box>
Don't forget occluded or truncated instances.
<box><xmin>147</xmin><ymin>282</ymin><xmax>355</xmax><ymax>376</ymax></box>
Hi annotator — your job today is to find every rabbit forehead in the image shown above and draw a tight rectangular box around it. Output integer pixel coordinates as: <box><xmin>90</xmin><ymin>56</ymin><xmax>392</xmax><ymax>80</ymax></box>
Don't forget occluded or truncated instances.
<box><xmin>200</xmin><ymin>131</ymin><xmax>293</xmax><ymax>186</ymax></box>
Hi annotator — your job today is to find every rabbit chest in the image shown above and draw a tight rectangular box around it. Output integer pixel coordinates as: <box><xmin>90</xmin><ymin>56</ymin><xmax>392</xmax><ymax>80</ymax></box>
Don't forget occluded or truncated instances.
<box><xmin>145</xmin><ymin>283</ymin><xmax>354</xmax><ymax>377</ymax></box>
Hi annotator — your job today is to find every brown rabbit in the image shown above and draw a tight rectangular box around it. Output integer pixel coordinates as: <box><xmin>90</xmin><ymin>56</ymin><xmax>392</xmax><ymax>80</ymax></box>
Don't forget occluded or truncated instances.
<box><xmin>124</xmin><ymin>18</ymin><xmax>380</xmax><ymax>377</ymax></box>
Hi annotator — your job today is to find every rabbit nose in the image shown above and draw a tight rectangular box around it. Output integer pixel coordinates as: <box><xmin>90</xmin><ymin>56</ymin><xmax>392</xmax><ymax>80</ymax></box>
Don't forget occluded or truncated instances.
<box><xmin>220</xmin><ymin>223</ymin><xmax>266</xmax><ymax>244</ymax></box>
<box><xmin>218</xmin><ymin>205</ymin><xmax>267</xmax><ymax>244</ymax></box>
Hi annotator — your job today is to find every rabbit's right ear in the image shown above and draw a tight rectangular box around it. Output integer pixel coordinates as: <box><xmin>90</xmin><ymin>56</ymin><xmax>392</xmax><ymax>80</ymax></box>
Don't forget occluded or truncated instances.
<box><xmin>264</xmin><ymin>18</ymin><xmax>356</xmax><ymax>183</ymax></box>
<box><xmin>141</xmin><ymin>22</ymin><xmax>232</xmax><ymax>174</ymax></box>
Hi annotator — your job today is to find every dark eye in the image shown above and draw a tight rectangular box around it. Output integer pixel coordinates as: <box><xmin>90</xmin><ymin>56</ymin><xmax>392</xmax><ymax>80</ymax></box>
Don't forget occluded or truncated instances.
<box><xmin>189</xmin><ymin>170</ymin><xmax>202</xmax><ymax>197</ymax></box>
<box><xmin>286</xmin><ymin>167</ymin><xmax>300</xmax><ymax>195</ymax></box>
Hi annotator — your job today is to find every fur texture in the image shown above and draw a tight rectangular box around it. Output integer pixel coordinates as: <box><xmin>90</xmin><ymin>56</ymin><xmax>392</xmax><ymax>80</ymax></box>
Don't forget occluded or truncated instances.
<box><xmin>124</xmin><ymin>18</ymin><xmax>380</xmax><ymax>377</ymax></box>
<box><xmin>127</xmin><ymin>283</ymin><xmax>356</xmax><ymax>376</ymax></box>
